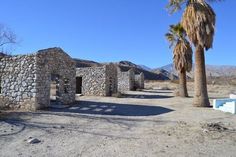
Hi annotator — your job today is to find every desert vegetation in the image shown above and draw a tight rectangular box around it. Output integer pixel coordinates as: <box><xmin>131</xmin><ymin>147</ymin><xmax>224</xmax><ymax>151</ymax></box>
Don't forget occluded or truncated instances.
<box><xmin>0</xmin><ymin>24</ymin><xmax>17</xmax><ymax>110</ymax></box>
<box><xmin>166</xmin><ymin>23</ymin><xmax>193</xmax><ymax>97</ymax></box>
<box><xmin>0</xmin><ymin>23</ymin><xmax>17</xmax><ymax>55</ymax></box>
<box><xmin>166</xmin><ymin>0</ymin><xmax>221</xmax><ymax>107</ymax></box>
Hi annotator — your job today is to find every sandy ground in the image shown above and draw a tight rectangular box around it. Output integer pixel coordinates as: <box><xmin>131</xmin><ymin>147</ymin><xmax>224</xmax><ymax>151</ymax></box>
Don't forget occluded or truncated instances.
<box><xmin>1</xmin><ymin>82</ymin><xmax>236</xmax><ymax>157</ymax></box>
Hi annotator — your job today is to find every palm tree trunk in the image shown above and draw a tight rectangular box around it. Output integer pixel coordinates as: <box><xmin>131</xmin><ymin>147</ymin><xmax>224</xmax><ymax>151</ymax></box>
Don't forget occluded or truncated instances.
<box><xmin>179</xmin><ymin>70</ymin><xmax>188</xmax><ymax>97</ymax></box>
<box><xmin>193</xmin><ymin>45</ymin><xmax>210</xmax><ymax>107</ymax></box>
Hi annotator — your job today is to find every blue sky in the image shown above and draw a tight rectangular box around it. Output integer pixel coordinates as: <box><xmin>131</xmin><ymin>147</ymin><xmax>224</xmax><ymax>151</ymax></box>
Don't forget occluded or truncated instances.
<box><xmin>0</xmin><ymin>0</ymin><xmax>235</xmax><ymax>68</ymax></box>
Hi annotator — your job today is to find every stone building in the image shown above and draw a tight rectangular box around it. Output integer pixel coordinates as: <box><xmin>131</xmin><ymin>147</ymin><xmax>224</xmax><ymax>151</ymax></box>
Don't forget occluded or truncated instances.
<box><xmin>75</xmin><ymin>64</ymin><xmax>117</xmax><ymax>96</ymax></box>
<box><xmin>0</xmin><ymin>47</ymin><xmax>76</xmax><ymax>110</ymax></box>
<box><xmin>117</xmin><ymin>67</ymin><xmax>135</xmax><ymax>92</ymax></box>
<box><xmin>134</xmin><ymin>72</ymin><xmax>145</xmax><ymax>89</ymax></box>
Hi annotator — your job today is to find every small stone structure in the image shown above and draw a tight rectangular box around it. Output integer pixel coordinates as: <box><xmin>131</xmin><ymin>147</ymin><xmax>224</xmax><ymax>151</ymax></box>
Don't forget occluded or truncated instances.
<box><xmin>134</xmin><ymin>72</ymin><xmax>144</xmax><ymax>89</ymax></box>
<box><xmin>117</xmin><ymin>67</ymin><xmax>135</xmax><ymax>92</ymax></box>
<box><xmin>0</xmin><ymin>48</ymin><xmax>76</xmax><ymax>110</ymax></box>
<box><xmin>76</xmin><ymin>64</ymin><xmax>117</xmax><ymax>96</ymax></box>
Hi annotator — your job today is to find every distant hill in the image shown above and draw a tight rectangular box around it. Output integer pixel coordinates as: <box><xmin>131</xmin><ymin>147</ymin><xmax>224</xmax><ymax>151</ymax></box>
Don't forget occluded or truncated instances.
<box><xmin>0</xmin><ymin>52</ymin><xmax>10</xmax><ymax>58</ymax></box>
<box><xmin>73</xmin><ymin>58</ymin><xmax>102</xmax><ymax>68</ymax></box>
<box><xmin>138</xmin><ymin>65</ymin><xmax>152</xmax><ymax>71</ymax></box>
<box><xmin>74</xmin><ymin>59</ymin><xmax>170</xmax><ymax>80</ymax></box>
<box><xmin>153</xmin><ymin>68</ymin><xmax>178</xmax><ymax>80</ymax></box>
<box><xmin>118</xmin><ymin>64</ymin><xmax>169</xmax><ymax>80</ymax></box>
<box><xmin>118</xmin><ymin>61</ymin><xmax>141</xmax><ymax>68</ymax></box>
<box><xmin>73</xmin><ymin>58</ymin><xmax>236</xmax><ymax>80</ymax></box>
<box><xmin>153</xmin><ymin>64</ymin><xmax>236</xmax><ymax>78</ymax></box>
<box><xmin>205</xmin><ymin>65</ymin><xmax>236</xmax><ymax>77</ymax></box>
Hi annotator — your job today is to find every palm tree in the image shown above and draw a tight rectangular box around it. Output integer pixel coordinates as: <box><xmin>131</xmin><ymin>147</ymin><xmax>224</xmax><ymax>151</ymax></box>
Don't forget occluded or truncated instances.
<box><xmin>166</xmin><ymin>23</ymin><xmax>193</xmax><ymax>97</ymax></box>
<box><xmin>167</xmin><ymin>0</ymin><xmax>219</xmax><ymax>107</ymax></box>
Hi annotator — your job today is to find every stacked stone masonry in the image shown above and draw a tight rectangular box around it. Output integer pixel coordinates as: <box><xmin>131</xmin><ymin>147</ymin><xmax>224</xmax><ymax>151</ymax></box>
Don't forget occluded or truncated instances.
<box><xmin>0</xmin><ymin>48</ymin><xmax>76</xmax><ymax>110</ymax></box>
<box><xmin>76</xmin><ymin>64</ymin><xmax>117</xmax><ymax>96</ymax></box>
<box><xmin>117</xmin><ymin>67</ymin><xmax>135</xmax><ymax>92</ymax></box>
<box><xmin>0</xmin><ymin>47</ymin><xmax>145</xmax><ymax>110</ymax></box>
<box><xmin>134</xmin><ymin>72</ymin><xmax>144</xmax><ymax>89</ymax></box>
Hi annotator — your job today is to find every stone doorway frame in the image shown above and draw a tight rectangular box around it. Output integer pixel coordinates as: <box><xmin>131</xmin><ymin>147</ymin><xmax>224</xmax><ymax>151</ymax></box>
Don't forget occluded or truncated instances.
<box><xmin>50</xmin><ymin>73</ymin><xmax>61</xmax><ymax>106</ymax></box>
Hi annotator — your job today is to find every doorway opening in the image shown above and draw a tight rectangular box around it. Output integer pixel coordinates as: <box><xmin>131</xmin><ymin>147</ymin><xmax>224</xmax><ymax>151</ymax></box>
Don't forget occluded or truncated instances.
<box><xmin>50</xmin><ymin>74</ymin><xmax>60</xmax><ymax>105</ymax></box>
<box><xmin>76</xmin><ymin>77</ymin><xmax>82</xmax><ymax>94</ymax></box>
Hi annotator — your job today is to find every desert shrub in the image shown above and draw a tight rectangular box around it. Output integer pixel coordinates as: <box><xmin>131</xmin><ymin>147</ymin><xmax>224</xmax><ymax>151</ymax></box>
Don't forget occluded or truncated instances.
<box><xmin>207</xmin><ymin>76</ymin><xmax>236</xmax><ymax>86</ymax></box>
<box><xmin>170</xmin><ymin>80</ymin><xmax>179</xmax><ymax>84</ymax></box>
<box><xmin>230</xmin><ymin>79</ymin><xmax>236</xmax><ymax>86</ymax></box>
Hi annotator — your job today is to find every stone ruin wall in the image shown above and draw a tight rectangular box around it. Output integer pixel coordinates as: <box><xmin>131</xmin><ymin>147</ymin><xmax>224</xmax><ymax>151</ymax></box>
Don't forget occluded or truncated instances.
<box><xmin>0</xmin><ymin>48</ymin><xmax>76</xmax><ymax>110</ymax></box>
<box><xmin>105</xmin><ymin>64</ymin><xmax>118</xmax><ymax>96</ymax></box>
<box><xmin>35</xmin><ymin>48</ymin><xmax>76</xmax><ymax>108</ymax></box>
<box><xmin>134</xmin><ymin>72</ymin><xmax>144</xmax><ymax>89</ymax></box>
<box><xmin>76</xmin><ymin>66</ymin><xmax>107</xmax><ymax>96</ymax></box>
<box><xmin>76</xmin><ymin>64</ymin><xmax>117</xmax><ymax>96</ymax></box>
<box><xmin>117</xmin><ymin>68</ymin><xmax>135</xmax><ymax>92</ymax></box>
<box><xmin>0</xmin><ymin>54</ymin><xmax>37</xmax><ymax>110</ymax></box>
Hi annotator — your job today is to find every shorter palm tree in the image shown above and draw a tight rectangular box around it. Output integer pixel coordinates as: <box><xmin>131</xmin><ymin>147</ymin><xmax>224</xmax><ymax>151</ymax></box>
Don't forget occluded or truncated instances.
<box><xmin>166</xmin><ymin>23</ymin><xmax>193</xmax><ymax>97</ymax></box>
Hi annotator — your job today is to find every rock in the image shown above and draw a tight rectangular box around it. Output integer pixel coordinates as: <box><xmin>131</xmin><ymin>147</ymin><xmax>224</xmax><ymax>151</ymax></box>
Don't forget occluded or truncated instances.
<box><xmin>22</xmin><ymin>94</ymin><xmax>28</xmax><ymax>99</ymax></box>
<box><xmin>27</xmin><ymin>137</ymin><xmax>41</xmax><ymax>144</ymax></box>
<box><xmin>10</xmin><ymin>85</ymin><xmax>15</xmax><ymax>90</ymax></box>
<box><xmin>202</xmin><ymin>129</ymin><xmax>209</xmax><ymax>133</ymax></box>
<box><xmin>22</xmin><ymin>81</ymin><xmax>27</xmax><ymax>87</ymax></box>
<box><xmin>53</xmin><ymin>125</ymin><xmax>65</xmax><ymax>129</ymax></box>
<box><xmin>202</xmin><ymin>122</ymin><xmax>228</xmax><ymax>132</ymax></box>
<box><xmin>30</xmin><ymin>89</ymin><xmax>36</xmax><ymax>93</ymax></box>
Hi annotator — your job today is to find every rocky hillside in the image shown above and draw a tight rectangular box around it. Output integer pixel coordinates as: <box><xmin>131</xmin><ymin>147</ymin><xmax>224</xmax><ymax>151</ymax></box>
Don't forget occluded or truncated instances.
<box><xmin>73</xmin><ymin>58</ymin><xmax>102</xmax><ymax>68</ymax></box>
<box><xmin>74</xmin><ymin>58</ymin><xmax>236</xmax><ymax>80</ymax></box>
<box><xmin>74</xmin><ymin>59</ymin><xmax>170</xmax><ymax>80</ymax></box>
<box><xmin>138</xmin><ymin>65</ymin><xmax>153</xmax><ymax>71</ymax></box>
<box><xmin>153</xmin><ymin>64</ymin><xmax>236</xmax><ymax>78</ymax></box>
<box><xmin>154</xmin><ymin>69</ymin><xmax>178</xmax><ymax>80</ymax></box>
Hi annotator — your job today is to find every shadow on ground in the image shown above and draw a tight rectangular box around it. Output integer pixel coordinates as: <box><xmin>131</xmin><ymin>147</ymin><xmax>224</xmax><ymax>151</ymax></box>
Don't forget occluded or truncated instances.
<box><xmin>122</xmin><ymin>94</ymin><xmax>173</xmax><ymax>99</ymax></box>
<box><xmin>0</xmin><ymin>100</ymin><xmax>174</xmax><ymax>138</ymax></box>
<box><xmin>0</xmin><ymin>119</ymin><xmax>26</xmax><ymax>137</ymax></box>
<box><xmin>47</xmin><ymin>101</ymin><xmax>174</xmax><ymax>117</ymax></box>
<box><xmin>141</xmin><ymin>90</ymin><xmax>173</xmax><ymax>94</ymax></box>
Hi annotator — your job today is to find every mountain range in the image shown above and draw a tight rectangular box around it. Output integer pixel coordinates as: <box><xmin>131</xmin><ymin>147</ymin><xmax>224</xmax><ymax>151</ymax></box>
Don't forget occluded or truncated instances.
<box><xmin>153</xmin><ymin>63</ymin><xmax>236</xmax><ymax>78</ymax></box>
<box><xmin>74</xmin><ymin>59</ymin><xmax>169</xmax><ymax>80</ymax></box>
<box><xmin>73</xmin><ymin>58</ymin><xmax>236</xmax><ymax>80</ymax></box>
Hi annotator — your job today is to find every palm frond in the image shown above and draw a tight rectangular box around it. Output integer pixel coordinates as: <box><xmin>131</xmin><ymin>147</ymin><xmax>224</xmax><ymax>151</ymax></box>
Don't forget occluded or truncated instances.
<box><xmin>165</xmin><ymin>23</ymin><xmax>193</xmax><ymax>72</ymax></box>
<box><xmin>181</xmin><ymin>0</ymin><xmax>216</xmax><ymax>50</ymax></box>
<box><xmin>165</xmin><ymin>33</ymin><xmax>175</xmax><ymax>48</ymax></box>
<box><xmin>166</xmin><ymin>0</ymin><xmax>187</xmax><ymax>14</ymax></box>
<box><xmin>173</xmin><ymin>39</ymin><xmax>193</xmax><ymax>72</ymax></box>
<box><xmin>166</xmin><ymin>0</ymin><xmax>223</xmax><ymax>14</ymax></box>
<box><xmin>165</xmin><ymin>23</ymin><xmax>187</xmax><ymax>49</ymax></box>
